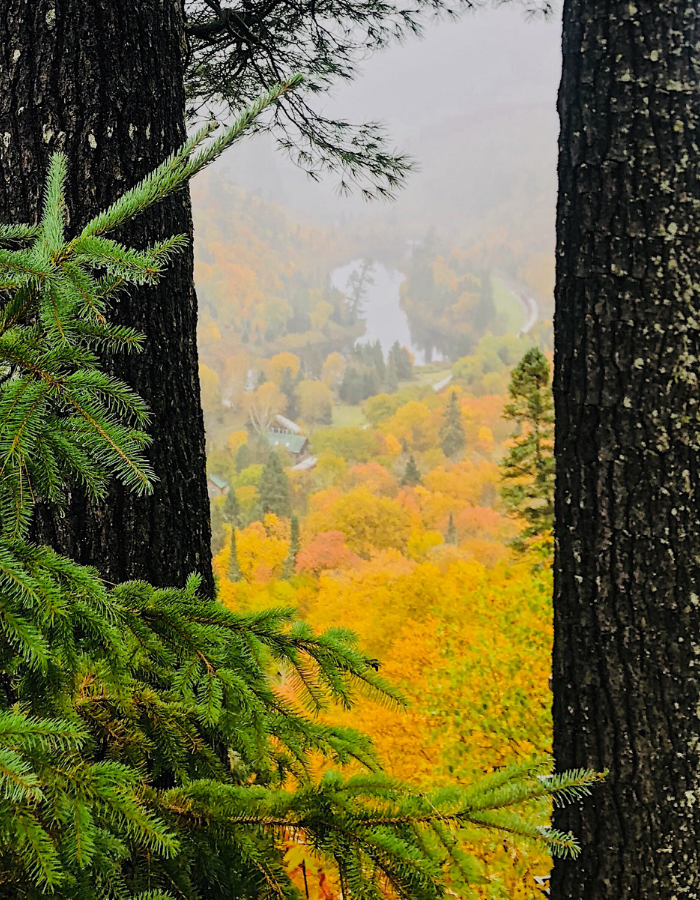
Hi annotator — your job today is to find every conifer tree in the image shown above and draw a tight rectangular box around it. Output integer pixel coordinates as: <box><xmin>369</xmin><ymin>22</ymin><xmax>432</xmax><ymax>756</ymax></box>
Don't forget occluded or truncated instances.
<box><xmin>210</xmin><ymin>499</ymin><xmax>227</xmax><ymax>555</ymax></box>
<box><xmin>222</xmin><ymin>487</ymin><xmax>241</xmax><ymax>527</ymax></box>
<box><xmin>282</xmin><ymin>515</ymin><xmax>301</xmax><ymax>579</ymax></box>
<box><xmin>445</xmin><ymin>512</ymin><xmax>458</xmax><ymax>546</ymax></box>
<box><xmin>280</xmin><ymin>366</ymin><xmax>301</xmax><ymax>420</ymax></box>
<box><xmin>0</xmin><ymin>101</ymin><xmax>597</xmax><ymax>900</ymax></box>
<box><xmin>372</xmin><ymin>340</ymin><xmax>386</xmax><ymax>382</ymax></box>
<box><xmin>228</xmin><ymin>527</ymin><xmax>242</xmax><ymax>581</ymax></box>
<box><xmin>500</xmin><ymin>348</ymin><xmax>554</xmax><ymax>541</ymax></box>
<box><xmin>258</xmin><ymin>452</ymin><xmax>292</xmax><ymax>518</ymax></box>
<box><xmin>384</xmin><ymin>358</ymin><xmax>399</xmax><ymax>394</ymax></box>
<box><xmin>402</xmin><ymin>455</ymin><xmax>422</xmax><ymax>487</ymax></box>
<box><xmin>389</xmin><ymin>340</ymin><xmax>414</xmax><ymax>381</ymax></box>
<box><xmin>441</xmin><ymin>391</ymin><xmax>466</xmax><ymax>458</ymax></box>
<box><xmin>345</xmin><ymin>259</ymin><xmax>374</xmax><ymax>319</ymax></box>
<box><xmin>339</xmin><ymin>366</ymin><xmax>364</xmax><ymax>404</ymax></box>
<box><xmin>234</xmin><ymin>442</ymin><xmax>252</xmax><ymax>472</ymax></box>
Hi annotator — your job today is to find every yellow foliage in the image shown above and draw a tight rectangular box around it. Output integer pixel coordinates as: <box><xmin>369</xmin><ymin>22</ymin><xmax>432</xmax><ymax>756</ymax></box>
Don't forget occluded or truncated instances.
<box><xmin>476</xmin><ymin>425</ymin><xmax>494</xmax><ymax>455</ymax></box>
<box><xmin>313</xmin><ymin>453</ymin><xmax>347</xmax><ymax>488</ymax></box>
<box><xmin>236</xmin><ymin>521</ymin><xmax>288</xmax><ymax>582</ymax></box>
<box><xmin>310</xmin><ymin>299</ymin><xmax>333</xmax><ymax>331</ymax></box>
<box><xmin>304</xmin><ymin>486</ymin><xmax>412</xmax><ymax>556</ymax></box>
<box><xmin>266</xmin><ymin>352</ymin><xmax>301</xmax><ymax>384</ymax></box>
<box><xmin>198</xmin><ymin>363</ymin><xmax>221</xmax><ymax>410</ymax></box>
<box><xmin>227</xmin><ymin>430</ymin><xmax>248</xmax><ymax>456</ymax></box>
<box><xmin>206</xmin><ymin>357</ymin><xmax>555</xmax><ymax>898</ymax></box>
<box><xmin>406</xmin><ymin>529</ymin><xmax>444</xmax><ymax>561</ymax></box>
<box><xmin>297</xmin><ymin>379</ymin><xmax>333</xmax><ymax>424</ymax></box>
<box><xmin>236</xmin><ymin>485</ymin><xmax>258</xmax><ymax>519</ymax></box>
<box><xmin>383</xmin><ymin>433</ymin><xmax>402</xmax><ymax>458</ymax></box>
<box><xmin>424</xmin><ymin>459</ymin><xmax>500</xmax><ymax>507</ymax></box>
<box><xmin>382</xmin><ymin>401</ymin><xmax>439</xmax><ymax>451</ymax></box>
<box><xmin>321</xmin><ymin>352</ymin><xmax>346</xmax><ymax>388</ymax></box>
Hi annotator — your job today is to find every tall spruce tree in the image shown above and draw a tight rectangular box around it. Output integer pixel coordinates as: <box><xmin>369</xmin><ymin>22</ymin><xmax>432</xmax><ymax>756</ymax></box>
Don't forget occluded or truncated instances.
<box><xmin>0</xmin><ymin>139</ymin><xmax>597</xmax><ymax>899</ymax></box>
<box><xmin>402</xmin><ymin>455</ymin><xmax>422</xmax><ymax>487</ymax></box>
<box><xmin>234</xmin><ymin>442</ymin><xmax>252</xmax><ymax>472</ymax></box>
<box><xmin>222</xmin><ymin>487</ymin><xmax>241</xmax><ymax>528</ymax></box>
<box><xmin>552</xmin><ymin>3</ymin><xmax>700</xmax><ymax>897</ymax></box>
<box><xmin>257</xmin><ymin>452</ymin><xmax>292</xmax><ymax>519</ymax></box>
<box><xmin>389</xmin><ymin>340</ymin><xmax>414</xmax><ymax>381</ymax></box>
<box><xmin>282</xmin><ymin>515</ymin><xmax>301</xmax><ymax>579</ymax></box>
<box><xmin>445</xmin><ymin>512</ymin><xmax>458</xmax><ymax>546</ymax></box>
<box><xmin>228</xmin><ymin>527</ymin><xmax>243</xmax><ymax>581</ymax></box>
<box><xmin>499</xmin><ymin>349</ymin><xmax>554</xmax><ymax>541</ymax></box>
<box><xmin>440</xmin><ymin>391</ymin><xmax>466</xmax><ymax>458</ymax></box>
<box><xmin>280</xmin><ymin>366</ymin><xmax>301</xmax><ymax>420</ymax></box>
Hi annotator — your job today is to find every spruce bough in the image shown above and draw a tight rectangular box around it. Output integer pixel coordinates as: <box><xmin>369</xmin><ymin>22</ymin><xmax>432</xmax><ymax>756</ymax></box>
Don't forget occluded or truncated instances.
<box><xmin>0</xmin><ymin>85</ymin><xmax>597</xmax><ymax>899</ymax></box>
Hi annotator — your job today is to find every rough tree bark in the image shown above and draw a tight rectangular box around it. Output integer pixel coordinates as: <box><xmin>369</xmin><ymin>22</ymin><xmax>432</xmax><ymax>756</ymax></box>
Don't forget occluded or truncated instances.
<box><xmin>553</xmin><ymin>2</ymin><xmax>700</xmax><ymax>897</ymax></box>
<box><xmin>0</xmin><ymin>2</ymin><xmax>214</xmax><ymax>595</ymax></box>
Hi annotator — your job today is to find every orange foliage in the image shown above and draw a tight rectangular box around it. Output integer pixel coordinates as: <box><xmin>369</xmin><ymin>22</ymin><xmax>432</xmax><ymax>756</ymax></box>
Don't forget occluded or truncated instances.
<box><xmin>423</xmin><ymin>459</ymin><xmax>500</xmax><ymax>508</ymax></box>
<box><xmin>296</xmin><ymin>531</ymin><xmax>360</xmax><ymax>574</ymax></box>
<box><xmin>344</xmin><ymin>462</ymin><xmax>397</xmax><ymax>496</ymax></box>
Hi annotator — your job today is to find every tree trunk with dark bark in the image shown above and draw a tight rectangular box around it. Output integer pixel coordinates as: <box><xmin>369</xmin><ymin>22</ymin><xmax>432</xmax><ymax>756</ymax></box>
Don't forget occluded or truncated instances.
<box><xmin>553</xmin><ymin>2</ymin><xmax>700</xmax><ymax>897</ymax></box>
<box><xmin>0</xmin><ymin>1</ymin><xmax>214</xmax><ymax>595</ymax></box>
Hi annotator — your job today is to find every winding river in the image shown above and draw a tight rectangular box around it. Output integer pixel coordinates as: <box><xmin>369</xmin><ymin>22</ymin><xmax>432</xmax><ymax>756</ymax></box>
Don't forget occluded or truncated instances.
<box><xmin>332</xmin><ymin>260</ymin><xmax>539</xmax><ymax>364</ymax></box>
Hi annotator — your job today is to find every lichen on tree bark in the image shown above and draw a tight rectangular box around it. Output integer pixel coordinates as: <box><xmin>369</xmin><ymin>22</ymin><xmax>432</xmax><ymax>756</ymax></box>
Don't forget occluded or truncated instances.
<box><xmin>553</xmin><ymin>1</ymin><xmax>700</xmax><ymax>897</ymax></box>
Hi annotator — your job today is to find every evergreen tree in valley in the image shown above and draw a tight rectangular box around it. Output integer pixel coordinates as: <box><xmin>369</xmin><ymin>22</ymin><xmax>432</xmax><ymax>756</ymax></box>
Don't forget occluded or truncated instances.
<box><xmin>228</xmin><ymin>527</ymin><xmax>242</xmax><ymax>581</ymax></box>
<box><xmin>339</xmin><ymin>366</ymin><xmax>365</xmax><ymax>404</ymax></box>
<box><xmin>445</xmin><ymin>512</ymin><xmax>458</xmax><ymax>546</ymax></box>
<box><xmin>402</xmin><ymin>455</ymin><xmax>422</xmax><ymax>487</ymax></box>
<box><xmin>210</xmin><ymin>500</ymin><xmax>227</xmax><ymax>555</ymax></box>
<box><xmin>384</xmin><ymin>358</ymin><xmax>399</xmax><ymax>394</ymax></box>
<box><xmin>234</xmin><ymin>443</ymin><xmax>252</xmax><ymax>472</ymax></box>
<box><xmin>388</xmin><ymin>340</ymin><xmax>414</xmax><ymax>381</ymax></box>
<box><xmin>345</xmin><ymin>259</ymin><xmax>374</xmax><ymax>321</ymax></box>
<box><xmin>222</xmin><ymin>487</ymin><xmax>241</xmax><ymax>528</ymax></box>
<box><xmin>361</xmin><ymin>367</ymin><xmax>380</xmax><ymax>400</ymax></box>
<box><xmin>500</xmin><ymin>349</ymin><xmax>554</xmax><ymax>541</ymax></box>
<box><xmin>440</xmin><ymin>391</ymin><xmax>466</xmax><ymax>458</ymax></box>
<box><xmin>280</xmin><ymin>366</ymin><xmax>301</xmax><ymax>420</ymax></box>
<box><xmin>258</xmin><ymin>452</ymin><xmax>292</xmax><ymax>518</ymax></box>
<box><xmin>371</xmin><ymin>340</ymin><xmax>386</xmax><ymax>382</ymax></box>
<box><xmin>282</xmin><ymin>515</ymin><xmax>301</xmax><ymax>579</ymax></box>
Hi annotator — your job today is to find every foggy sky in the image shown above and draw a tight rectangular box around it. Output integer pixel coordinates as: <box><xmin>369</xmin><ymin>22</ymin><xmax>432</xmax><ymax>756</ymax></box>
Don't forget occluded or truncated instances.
<box><xmin>215</xmin><ymin>3</ymin><xmax>562</xmax><ymax>237</ymax></box>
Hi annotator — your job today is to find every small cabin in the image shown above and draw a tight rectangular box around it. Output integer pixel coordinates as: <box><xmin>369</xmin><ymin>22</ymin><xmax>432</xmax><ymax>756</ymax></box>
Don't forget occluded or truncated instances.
<box><xmin>207</xmin><ymin>473</ymin><xmax>229</xmax><ymax>499</ymax></box>
<box><xmin>265</xmin><ymin>430</ymin><xmax>309</xmax><ymax>462</ymax></box>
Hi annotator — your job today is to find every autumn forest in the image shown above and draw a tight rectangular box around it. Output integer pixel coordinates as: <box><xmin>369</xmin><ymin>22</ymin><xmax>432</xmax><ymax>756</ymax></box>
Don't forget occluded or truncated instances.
<box><xmin>1</xmin><ymin>2</ymin><xmax>696</xmax><ymax>900</ymax></box>
<box><xmin>196</xmin><ymin>147</ymin><xmax>558</xmax><ymax>897</ymax></box>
